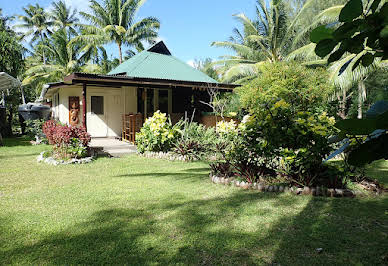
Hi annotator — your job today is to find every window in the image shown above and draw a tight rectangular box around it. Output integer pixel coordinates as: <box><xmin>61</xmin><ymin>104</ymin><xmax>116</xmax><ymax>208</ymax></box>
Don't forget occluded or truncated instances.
<box><xmin>91</xmin><ymin>96</ymin><xmax>104</xmax><ymax>115</ymax></box>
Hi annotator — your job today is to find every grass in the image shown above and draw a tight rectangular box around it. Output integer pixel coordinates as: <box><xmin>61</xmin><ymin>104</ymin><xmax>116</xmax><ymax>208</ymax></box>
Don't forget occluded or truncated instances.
<box><xmin>0</xmin><ymin>137</ymin><xmax>387</xmax><ymax>265</ymax></box>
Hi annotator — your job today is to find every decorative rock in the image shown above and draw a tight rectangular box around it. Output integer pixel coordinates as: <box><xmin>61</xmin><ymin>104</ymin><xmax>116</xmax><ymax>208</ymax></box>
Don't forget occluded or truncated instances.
<box><xmin>311</xmin><ymin>188</ymin><xmax>316</xmax><ymax>196</ymax></box>
<box><xmin>264</xmin><ymin>185</ymin><xmax>269</xmax><ymax>191</ymax></box>
<box><xmin>37</xmin><ymin>152</ymin><xmax>45</xmax><ymax>162</ymax></box>
<box><xmin>335</xmin><ymin>189</ymin><xmax>343</xmax><ymax>197</ymax></box>
<box><xmin>302</xmin><ymin>186</ymin><xmax>311</xmax><ymax>195</ymax></box>
<box><xmin>268</xmin><ymin>186</ymin><xmax>274</xmax><ymax>192</ymax></box>
<box><xmin>296</xmin><ymin>188</ymin><xmax>303</xmax><ymax>195</ymax></box>
<box><xmin>273</xmin><ymin>185</ymin><xmax>279</xmax><ymax>192</ymax></box>
<box><xmin>327</xmin><ymin>188</ymin><xmax>336</xmax><ymax>197</ymax></box>
<box><xmin>235</xmin><ymin>181</ymin><xmax>240</xmax><ymax>187</ymax></box>
<box><xmin>257</xmin><ymin>184</ymin><xmax>264</xmax><ymax>191</ymax></box>
<box><xmin>242</xmin><ymin>182</ymin><xmax>250</xmax><ymax>189</ymax></box>
<box><xmin>214</xmin><ymin>177</ymin><xmax>219</xmax><ymax>184</ymax></box>
<box><xmin>343</xmin><ymin>189</ymin><xmax>354</xmax><ymax>197</ymax></box>
<box><xmin>278</xmin><ymin>185</ymin><xmax>284</xmax><ymax>192</ymax></box>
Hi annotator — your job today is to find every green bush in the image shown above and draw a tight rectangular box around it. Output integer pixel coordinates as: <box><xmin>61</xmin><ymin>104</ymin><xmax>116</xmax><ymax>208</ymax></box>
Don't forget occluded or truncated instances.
<box><xmin>25</xmin><ymin>119</ymin><xmax>46</xmax><ymax>143</ymax></box>
<box><xmin>173</xmin><ymin>120</ymin><xmax>217</xmax><ymax>160</ymax></box>
<box><xmin>224</xmin><ymin>62</ymin><xmax>340</xmax><ymax>187</ymax></box>
<box><xmin>136</xmin><ymin>111</ymin><xmax>181</xmax><ymax>153</ymax></box>
<box><xmin>237</xmin><ymin>62</ymin><xmax>333</xmax><ymax>115</ymax></box>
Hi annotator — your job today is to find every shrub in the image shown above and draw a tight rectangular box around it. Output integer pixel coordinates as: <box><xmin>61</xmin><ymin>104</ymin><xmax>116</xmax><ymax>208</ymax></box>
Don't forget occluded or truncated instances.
<box><xmin>42</xmin><ymin>120</ymin><xmax>91</xmax><ymax>159</ymax></box>
<box><xmin>173</xmin><ymin>120</ymin><xmax>217</xmax><ymax>160</ymax></box>
<box><xmin>42</xmin><ymin>120</ymin><xmax>58</xmax><ymax>145</ymax></box>
<box><xmin>224</xmin><ymin>62</ymin><xmax>340</xmax><ymax>187</ymax></box>
<box><xmin>25</xmin><ymin>119</ymin><xmax>46</xmax><ymax>143</ymax></box>
<box><xmin>173</xmin><ymin>139</ymin><xmax>207</xmax><ymax>160</ymax></box>
<box><xmin>237</xmin><ymin>62</ymin><xmax>333</xmax><ymax>115</ymax></box>
<box><xmin>136</xmin><ymin>111</ymin><xmax>181</xmax><ymax>153</ymax></box>
<box><xmin>209</xmin><ymin>162</ymin><xmax>234</xmax><ymax>178</ymax></box>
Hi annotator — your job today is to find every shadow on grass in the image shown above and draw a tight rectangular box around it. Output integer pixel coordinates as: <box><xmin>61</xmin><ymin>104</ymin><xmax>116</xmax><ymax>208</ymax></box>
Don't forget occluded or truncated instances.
<box><xmin>2</xmin><ymin>137</ymin><xmax>32</xmax><ymax>147</ymax></box>
<box><xmin>1</xmin><ymin>190</ymin><xmax>387</xmax><ymax>265</ymax></box>
<box><xmin>366</xmin><ymin>159</ymin><xmax>388</xmax><ymax>186</ymax></box>
<box><xmin>0</xmin><ymin>153</ymin><xmax>39</xmax><ymax>160</ymax></box>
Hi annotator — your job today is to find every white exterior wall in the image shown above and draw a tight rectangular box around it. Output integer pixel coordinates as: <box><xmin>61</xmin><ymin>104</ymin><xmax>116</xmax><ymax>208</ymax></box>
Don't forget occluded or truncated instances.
<box><xmin>49</xmin><ymin>85</ymin><xmax>138</xmax><ymax>138</ymax></box>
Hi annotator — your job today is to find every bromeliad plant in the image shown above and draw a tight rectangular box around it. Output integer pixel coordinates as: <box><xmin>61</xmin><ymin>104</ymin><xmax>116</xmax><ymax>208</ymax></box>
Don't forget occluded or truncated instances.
<box><xmin>136</xmin><ymin>111</ymin><xmax>181</xmax><ymax>153</ymax></box>
<box><xmin>42</xmin><ymin>120</ymin><xmax>91</xmax><ymax>159</ymax></box>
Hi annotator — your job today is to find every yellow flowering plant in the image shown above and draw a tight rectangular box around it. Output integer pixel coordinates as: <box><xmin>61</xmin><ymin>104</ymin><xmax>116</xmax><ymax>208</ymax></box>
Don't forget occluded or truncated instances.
<box><xmin>136</xmin><ymin>111</ymin><xmax>181</xmax><ymax>153</ymax></box>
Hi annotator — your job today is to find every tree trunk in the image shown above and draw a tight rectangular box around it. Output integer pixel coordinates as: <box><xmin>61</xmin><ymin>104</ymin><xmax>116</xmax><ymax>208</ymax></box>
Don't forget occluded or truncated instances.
<box><xmin>118</xmin><ymin>42</ymin><xmax>123</xmax><ymax>64</ymax></box>
<box><xmin>41</xmin><ymin>32</ymin><xmax>46</xmax><ymax>65</ymax></box>
<box><xmin>357</xmin><ymin>79</ymin><xmax>366</xmax><ymax>119</ymax></box>
<box><xmin>338</xmin><ymin>89</ymin><xmax>347</xmax><ymax>119</ymax></box>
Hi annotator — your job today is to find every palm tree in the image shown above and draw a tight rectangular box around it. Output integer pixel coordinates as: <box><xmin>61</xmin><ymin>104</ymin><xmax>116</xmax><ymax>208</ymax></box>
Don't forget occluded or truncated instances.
<box><xmin>50</xmin><ymin>0</ymin><xmax>79</xmax><ymax>39</ymax></box>
<box><xmin>212</xmin><ymin>0</ymin><xmax>347</xmax><ymax>83</ymax></box>
<box><xmin>15</xmin><ymin>4</ymin><xmax>53</xmax><ymax>64</ymax></box>
<box><xmin>73</xmin><ymin>0</ymin><xmax>160</xmax><ymax>64</ymax></box>
<box><xmin>23</xmin><ymin>29</ymin><xmax>84</xmax><ymax>87</ymax></box>
<box><xmin>289</xmin><ymin>0</ymin><xmax>387</xmax><ymax>119</ymax></box>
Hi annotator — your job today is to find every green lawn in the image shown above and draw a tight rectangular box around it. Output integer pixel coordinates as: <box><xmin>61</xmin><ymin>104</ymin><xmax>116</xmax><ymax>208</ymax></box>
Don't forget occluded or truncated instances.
<box><xmin>0</xmin><ymin>138</ymin><xmax>387</xmax><ymax>265</ymax></box>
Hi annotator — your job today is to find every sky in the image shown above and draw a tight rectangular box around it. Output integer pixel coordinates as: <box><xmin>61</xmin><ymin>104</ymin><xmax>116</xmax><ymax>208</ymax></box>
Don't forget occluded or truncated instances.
<box><xmin>1</xmin><ymin>0</ymin><xmax>257</xmax><ymax>65</ymax></box>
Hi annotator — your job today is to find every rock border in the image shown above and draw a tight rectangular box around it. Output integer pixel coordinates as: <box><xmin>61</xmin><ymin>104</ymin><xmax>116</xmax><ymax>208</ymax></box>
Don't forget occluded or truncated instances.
<box><xmin>37</xmin><ymin>152</ymin><xmax>94</xmax><ymax>166</ymax></box>
<box><xmin>139</xmin><ymin>151</ymin><xmax>199</xmax><ymax>162</ymax></box>
<box><xmin>210</xmin><ymin>175</ymin><xmax>361</xmax><ymax>197</ymax></box>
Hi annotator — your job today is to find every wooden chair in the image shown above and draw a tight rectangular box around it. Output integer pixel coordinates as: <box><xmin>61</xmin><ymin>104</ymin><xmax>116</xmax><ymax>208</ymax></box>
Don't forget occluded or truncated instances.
<box><xmin>122</xmin><ymin>113</ymin><xmax>143</xmax><ymax>143</ymax></box>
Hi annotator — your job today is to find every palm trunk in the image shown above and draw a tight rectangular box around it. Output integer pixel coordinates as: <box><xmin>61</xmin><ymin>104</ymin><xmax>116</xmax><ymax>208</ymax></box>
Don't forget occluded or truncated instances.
<box><xmin>40</xmin><ymin>32</ymin><xmax>46</xmax><ymax>65</ymax></box>
<box><xmin>118</xmin><ymin>42</ymin><xmax>123</xmax><ymax>64</ymax></box>
<box><xmin>338</xmin><ymin>89</ymin><xmax>347</xmax><ymax>119</ymax></box>
<box><xmin>357</xmin><ymin>80</ymin><xmax>366</xmax><ymax>119</ymax></box>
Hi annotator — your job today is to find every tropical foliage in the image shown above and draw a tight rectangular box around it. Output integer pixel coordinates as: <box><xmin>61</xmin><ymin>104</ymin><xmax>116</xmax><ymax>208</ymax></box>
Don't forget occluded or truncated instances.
<box><xmin>74</xmin><ymin>0</ymin><xmax>160</xmax><ymax>64</ymax></box>
<box><xmin>136</xmin><ymin>111</ymin><xmax>181</xmax><ymax>153</ymax></box>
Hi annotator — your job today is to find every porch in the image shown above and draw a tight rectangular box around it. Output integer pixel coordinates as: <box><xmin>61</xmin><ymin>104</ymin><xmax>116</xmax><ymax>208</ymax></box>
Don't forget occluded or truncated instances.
<box><xmin>89</xmin><ymin>137</ymin><xmax>137</xmax><ymax>157</ymax></box>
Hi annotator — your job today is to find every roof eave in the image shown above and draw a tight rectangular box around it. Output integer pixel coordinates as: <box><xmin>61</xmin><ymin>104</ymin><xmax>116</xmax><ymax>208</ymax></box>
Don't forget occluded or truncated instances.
<box><xmin>64</xmin><ymin>72</ymin><xmax>239</xmax><ymax>90</ymax></box>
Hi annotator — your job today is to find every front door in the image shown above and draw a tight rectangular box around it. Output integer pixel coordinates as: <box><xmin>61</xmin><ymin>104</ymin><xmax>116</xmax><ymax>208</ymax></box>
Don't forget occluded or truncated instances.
<box><xmin>87</xmin><ymin>95</ymin><xmax>108</xmax><ymax>137</ymax></box>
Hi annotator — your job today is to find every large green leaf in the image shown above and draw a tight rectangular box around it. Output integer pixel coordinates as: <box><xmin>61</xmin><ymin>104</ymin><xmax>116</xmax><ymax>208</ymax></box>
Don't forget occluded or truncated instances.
<box><xmin>339</xmin><ymin>0</ymin><xmax>363</xmax><ymax>22</ymax></box>
<box><xmin>315</xmin><ymin>39</ymin><xmax>337</xmax><ymax>57</ymax></box>
<box><xmin>310</xmin><ymin>26</ymin><xmax>334</xmax><ymax>43</ymax></box>
<box><xmin>365</xmin><ymin>100</ymin><xmax>388</xmax><ymax>118</ymax></box>
<box><xmin>348</xmin><ymin>133</ymin><xmax>388</xmax><ymax>166</ymax></box>
<box><xmin>335</xmin><ymin>118</ymin><xmax>377</xmax><ymax>135</ymax></box>
<box><xmin>370</xmin><ymin>0</ymin><xmax>382</xmax><ymax>12</ymax></box>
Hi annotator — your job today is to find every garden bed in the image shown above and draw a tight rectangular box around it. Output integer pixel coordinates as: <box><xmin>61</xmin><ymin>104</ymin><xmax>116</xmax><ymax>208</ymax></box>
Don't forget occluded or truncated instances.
<box><xmin>37</xmin><ymin>151</ymin><xmax>94</xmax><ymax>165</ymax></box>
<box><xmin>210</xmin><ymin>175</ymin><xmax>386</xmax><ymax>197</ymax></box>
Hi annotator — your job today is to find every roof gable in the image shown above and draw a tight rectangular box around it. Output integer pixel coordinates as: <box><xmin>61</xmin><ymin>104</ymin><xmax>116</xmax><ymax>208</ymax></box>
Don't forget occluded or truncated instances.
<box><xmin>108</xmin><ymin>41</ymin><xmax>218</xmax><ymax>83</ymax></box>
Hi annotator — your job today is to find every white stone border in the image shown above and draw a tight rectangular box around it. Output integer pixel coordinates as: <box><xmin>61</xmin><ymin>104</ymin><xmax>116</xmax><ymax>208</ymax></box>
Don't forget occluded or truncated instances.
<box><xmin>37</xmin><ymin>152</ymin><xmax>94</xmax><ymax>165</ymax></box>
<box><xmin>139</xmin><ymin>151</ymin><xmax>199</xmax><ymax>162</ymax></box>
<box><xmin>210</xmin><ymin>175</ymin><xmax>361</xmax><ymax>197</ymax></box>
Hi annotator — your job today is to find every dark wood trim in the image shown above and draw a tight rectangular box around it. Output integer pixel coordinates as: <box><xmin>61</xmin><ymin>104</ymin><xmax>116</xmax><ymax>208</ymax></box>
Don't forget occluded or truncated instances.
<box><xmin>65</xmin><ymin>72</ymin><xmax>238</xmax><ymax>90</ymax></box>
<box><xmin>82</xmin><ymin>83</ymin><xmax>87</xmax><ymax>130</ymax></box>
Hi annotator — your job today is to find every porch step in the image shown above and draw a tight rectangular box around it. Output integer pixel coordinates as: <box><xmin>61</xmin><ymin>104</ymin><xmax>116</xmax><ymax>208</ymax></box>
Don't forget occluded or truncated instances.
<box><xmin>90</xmin><ymin>138</ymin><xmax>137</xmax><ymax>157</ymax></box>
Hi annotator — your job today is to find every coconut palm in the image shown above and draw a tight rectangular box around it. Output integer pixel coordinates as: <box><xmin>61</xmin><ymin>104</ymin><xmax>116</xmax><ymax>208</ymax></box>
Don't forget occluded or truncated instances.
<box><xmin>289</xmin><ymin>0</ymin><xmax>388</xmax><ymax>118</ymax></box>
<box><xmin>23</xmin><ymin>28</ymin><xmax>97</xmax><ymax>88</ymax></box>
<box><xmin>73</xmin><ymin>0</ymin><xmax>160</xmax><ymax>64</ymax></box>
<box><xmin>212</xmin><ymin>0</ymin><xmax>347</xmax><ymax>83</ymax></box>
<box><xmin>15</xmin><ymin>4</ymin><xmax>53</xmax><ymax>64</ymax></box>
<box><xmin>50</xmin><ymin>0</ymin><xmax>79</xmax><ymax>39</ymax></box>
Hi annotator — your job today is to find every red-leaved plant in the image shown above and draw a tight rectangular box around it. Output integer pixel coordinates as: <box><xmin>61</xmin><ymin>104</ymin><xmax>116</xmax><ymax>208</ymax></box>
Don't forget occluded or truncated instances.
<box><xmin>42</xmin><ymin>120</ymin><xmax>91</xmax><ymax>158</ymax></box>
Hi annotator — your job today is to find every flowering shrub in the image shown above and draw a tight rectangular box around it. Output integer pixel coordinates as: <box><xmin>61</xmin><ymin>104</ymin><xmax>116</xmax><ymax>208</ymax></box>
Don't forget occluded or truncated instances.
<box><xmin>215</xmin><ymin>120</ymin><xmax>238</xmax><ymax>137</ymax></box>
<box><xmin>136</xmin><ymin>111</ymin><xmax>181</xmax><ymax>153</ymax></box>
<box><xmin>42</xmin><ymin>120</ymin><xmax>91</xmax><ymax>159</ymax></box>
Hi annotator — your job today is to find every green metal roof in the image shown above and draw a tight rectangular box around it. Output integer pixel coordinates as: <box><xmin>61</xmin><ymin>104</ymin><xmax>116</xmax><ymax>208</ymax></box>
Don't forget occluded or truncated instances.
<box><xmin>108</xmin><ymin>41</ymin><xmax>218</xmax><ymax>83</ymax></box>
